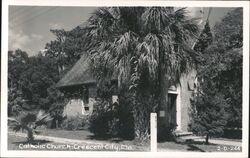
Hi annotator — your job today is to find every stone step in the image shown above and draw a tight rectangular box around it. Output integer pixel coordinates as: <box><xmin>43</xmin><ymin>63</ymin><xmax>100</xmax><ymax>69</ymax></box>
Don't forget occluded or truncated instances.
<box><xmin>174</xmin><ymin>131</ymin><xmax>193</xmax><ymax>137</ymax></box>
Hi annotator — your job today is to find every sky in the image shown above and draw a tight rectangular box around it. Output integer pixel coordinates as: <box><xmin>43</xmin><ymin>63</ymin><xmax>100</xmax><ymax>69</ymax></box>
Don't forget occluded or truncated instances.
<box><xmin>8</xmin><ymin>6</ymin><xmax>231</xmax><ymax>56</ymax></box>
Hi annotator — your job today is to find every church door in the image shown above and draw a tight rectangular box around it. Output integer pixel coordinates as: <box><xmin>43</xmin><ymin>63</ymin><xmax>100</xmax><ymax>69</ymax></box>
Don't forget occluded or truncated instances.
<box><xmin>168</xmin><ymin>93</ymin><xmax>177</xmax><ymax>127</ymax></box>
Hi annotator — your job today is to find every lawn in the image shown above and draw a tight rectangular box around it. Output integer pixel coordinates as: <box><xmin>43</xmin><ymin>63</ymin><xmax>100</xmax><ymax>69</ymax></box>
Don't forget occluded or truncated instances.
<box><xmin>41</xmin><ymin>128</ymin><xmax>95</xmax><ymax>141</ymax></box>
<box><xmin>8</xmin><ymin>134</ymin><xmax>80</xmax><ymax>151</ymax></box>
<box><xmin>8</xmin><ymin>129</ymin><xmax>150</xmax><ymax>151</ymax></box>
<box><xmin>158</xmin><ymin>139</ymin><xmax>242</xmax><ymax>152</ymax></box>
<box><xmin>8</xmin><ymin>129</ymin><xmax>241</xmax><ymax>152</ymax></box>
<box><xmin>39</xmin><ymin>128</ymin><xmax>150</xmax><ymax>151</ymax></box>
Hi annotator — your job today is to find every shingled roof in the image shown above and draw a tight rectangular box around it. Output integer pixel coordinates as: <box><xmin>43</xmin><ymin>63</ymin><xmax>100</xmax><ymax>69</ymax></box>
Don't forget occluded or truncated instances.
<box><xmin>56</xmin><ymin>54</ymin><xmax>95</xmax><ymax>88</ymax></box>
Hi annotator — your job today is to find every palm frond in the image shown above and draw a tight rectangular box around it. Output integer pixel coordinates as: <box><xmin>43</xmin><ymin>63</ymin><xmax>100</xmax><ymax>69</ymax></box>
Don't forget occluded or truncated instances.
<box><xmin>136</xmin><ymin>33</ymin><xmax>160</xmax><ymax>79</ymax></box>
<box><xmin>87</xmin><ymin>7</ymin><xmax>120</xmax><ymax>41</ymax></box>
<box><xmin>172</xmin><ymin>8</ymin><xmax>188</xmax><ymax>23</ymax></box>
<box><xmin>8</xmin><ymin>117</ymin><xmax>22</xmax><ymax>132</ymax></box>
<box><xmin>113</xmin><ymin>31</ymin><xmax>139</xmax><ymax>85</ymax></box>
<box><xmin>35</xmin><ymin>110</ymin><xmax>53</xmax><ymax>126</ymax></box>
<box><xmin>142</xmin><ymin>7</ymin><xmax>173</xmax><ymax>33</ymax></box>
<box><xmin>20</xmin><ymin>113</ymin><xmax>37</xmax><ymax>125</ymax></box>
<box><xmin>86</xmin><ymin>7</ymin><xmax>200</xmax><ymax>93</ymax></box>
<box><xmin>165</xmin><ymin>8</ymin><xmax>200</xmax><ymax>44</ymax></box>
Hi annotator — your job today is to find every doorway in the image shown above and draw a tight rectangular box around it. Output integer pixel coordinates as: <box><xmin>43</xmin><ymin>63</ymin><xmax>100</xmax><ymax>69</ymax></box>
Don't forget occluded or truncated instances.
<box><xmin>168</xmin><ymin>93</ymin><xmax>177</xmax><ymax>127</ymax></box>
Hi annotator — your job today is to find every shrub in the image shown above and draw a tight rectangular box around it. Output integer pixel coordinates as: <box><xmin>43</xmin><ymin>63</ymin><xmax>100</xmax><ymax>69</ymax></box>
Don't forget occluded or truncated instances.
<box><xmin>49</xmin><ymin>102</ymin><xmax>66</xmax><ymax>129</ymax></box>
<box><xmin>157</xmin><ymin>122</ymin><xmax>177</xmax><ymax>142</ymax></box>
<box><xmin>189</xmin><ymin>92</ymin><xmax>229</xmax><ymax>144</ymax></box>
<box><xmin>117</xmin><ymin>91</ymin><xmax>134</xmax><ymax>140</ymax></box>
<box><xmin>89</xmin><ymin>98</ymin><xmax>134</xmax><ymax>139</ymax></box>
<box><xmin>89</xmin><ymin>100</ymin><xmax>118</xmax><ymax>137</ymax></box>
<box><xmin>61</xmin><ymin>115</ymin><xmax>89</xmax><ymax>130</ymax></box>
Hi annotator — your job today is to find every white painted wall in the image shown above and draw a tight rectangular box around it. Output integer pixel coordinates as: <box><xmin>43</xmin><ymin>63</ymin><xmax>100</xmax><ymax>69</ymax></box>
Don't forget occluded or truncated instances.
<box><xmin>63</xmin><ymin>98</ymin><xmax>95</xmax><ymax>117</ymax></box>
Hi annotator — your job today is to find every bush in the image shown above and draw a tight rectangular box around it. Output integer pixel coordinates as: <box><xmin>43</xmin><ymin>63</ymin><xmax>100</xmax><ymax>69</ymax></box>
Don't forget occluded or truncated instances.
<box><xmin>89</xmin><ymin>100</ymin><xmax>118</xmax><ymax>137</ymax></box>
<box><xmin>157</xmin><ymin>122</ymin><xmax>177</xmax><ymax>142</ymax></box>
<box><xmin>61</xmin><ymin>115</ymin><xmax>89</xmax><ymax>130</ymax></box>
<box><xmin>89</xmin><ymin>98</ymin><xmax>134</xmax><ymax>139</ymax></box>
<box><xmin>189</xmin><ymin>92</ymin><xmax>229</xmax><ymax>144</ymax></box>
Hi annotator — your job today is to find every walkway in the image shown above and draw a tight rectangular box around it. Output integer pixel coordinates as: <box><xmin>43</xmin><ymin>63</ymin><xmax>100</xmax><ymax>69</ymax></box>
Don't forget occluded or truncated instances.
<box><xmin>180</xmin><ymin>135</ymin><xmax>242</xmax><ymax>146</ymax></box>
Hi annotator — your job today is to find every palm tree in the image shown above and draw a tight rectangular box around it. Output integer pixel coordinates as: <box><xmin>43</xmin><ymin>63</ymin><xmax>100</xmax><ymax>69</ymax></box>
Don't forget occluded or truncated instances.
<box><xmin>85</xmin><ymin>7</ymin><xmax>199</xmax><ymax>142</ymax></box>
<box><xmin>8</xmin><ymin>110</ymin><xmax>52</xmax><ymax>142</ymax></box>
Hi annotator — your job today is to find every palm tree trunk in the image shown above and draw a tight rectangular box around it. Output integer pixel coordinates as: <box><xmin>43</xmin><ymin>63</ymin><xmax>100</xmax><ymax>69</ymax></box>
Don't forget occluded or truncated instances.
<box><xmin>26</xmin><ymin>127</ymin><xmax>34</xmax><ymax>142</ymax></box>
<box><xmin>157</xmin><ymin>52</ymin><xmax>170</xmax><ymax>140</ymax></box>
<box><xmin>158</xmin><ymin>74</ymin><xmax>170</xmax><ymax>139</ymax></box>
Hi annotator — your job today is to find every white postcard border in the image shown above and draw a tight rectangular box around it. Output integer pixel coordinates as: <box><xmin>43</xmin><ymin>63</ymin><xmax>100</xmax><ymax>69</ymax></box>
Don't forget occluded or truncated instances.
<box><xmin>1</xmin><ymin>0</ymin><xmax>249</xmax><ymax>157</ymax></box>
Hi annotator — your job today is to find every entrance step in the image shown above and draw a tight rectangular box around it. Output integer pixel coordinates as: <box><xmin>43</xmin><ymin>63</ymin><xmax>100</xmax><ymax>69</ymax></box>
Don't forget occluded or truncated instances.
<box><xmin>174</xmin><ymin>131</ymin><xmax>193</xmax><ymax>137</ymax></box>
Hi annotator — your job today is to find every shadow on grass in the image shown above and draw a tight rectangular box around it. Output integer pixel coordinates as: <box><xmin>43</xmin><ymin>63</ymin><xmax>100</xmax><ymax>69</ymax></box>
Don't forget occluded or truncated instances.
<box><xmin>177</xmin><ymin>139</ymin><xmax>216</xmax><ymax>145</ymax></box>
<box><xmin>176</xmin><ymin>139</ymin><xmax>216</xmax><ymax>152</ymax></box>
<box><xmin>158</xmin><ymin>138</ymin><xmax>218</xmax><ymax>152</ymax></box>
<box><xmin>12</xmin><ymin>139</ymin><xmax>52</xmax><ymax>145</ymax></box>
<box><xmin>187</xmin><ymin>144</ymin><xmax>205</xmax><ymax>152</ymax></box>
<box><xmin>86</xmin><ymin>135</ymin><xmax>133</xmax><ymax>143</ymax></box>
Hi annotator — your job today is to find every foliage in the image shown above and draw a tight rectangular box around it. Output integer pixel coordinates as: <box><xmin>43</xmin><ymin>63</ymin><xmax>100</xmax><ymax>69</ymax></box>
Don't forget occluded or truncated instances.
<box><xmin>8</xmin><ymin>50</ymin><xmax>29</xmax><ymax>87</ymax></box>
<box><xmin>45</xmin><ymin>86</ymin><xmax>66</xmax><ymax>128</ymax></box>
<box><xmin>45</xmin><ymin>27</ymin><xmax>88</xmax><ymax>76</ymax></box>
<box><xmin>10</xmin><ymin>26</ymin><xmax>92</xmax><ymax>126</ymax></box>
<box><xmin>189</xmin><ymin>88</ymin><xmax>230</xmax><ymax>144</ymax></box>
<box><xmin>89</xmin><ymin>100</ymin><xmax>118</xmax><ymax>137</ymax></box>
<box><xmin>8</xmin><ymin>14</ymin><xmax>101</xmax><ymax>129</ymax></box>
<box><xmin>8</xmin><ymin>49</ymin><xmax>66</xmax><ymax>128</ymax></box>
<box><xmin>8</xmin><ymin>110</ymin><xmax>53</xmax><ymax>141</ymax></box>
<box><xmin>89</xmin><ymin>93</ymin><xmax>134</xmax><ymax>140</ymax></box>
<box><xmin>8</xmin><ymin>88</ymin><xmax>24</xmax><ymax>116</ymax></box>
<box><xmin>213</xmin><ymin>8</ymin><xmax>243</xmax><ymax>49</ymax></box>
<box><xmin>193</xmin><ymin>22</ymin><xmax>213</xmax><ymax>64</ymax></box>
<box><xmin>8</xmin><ymin>50</ymin><xmax>29</xmax><ymax>116</ymax></box>
<box><xmin>85</xmin><ymin>7</ymin><xmax>199</xmax><ymax>142</ymax></box>
<box><xmin>61</xmin><ymin>115</ymin><xmax>88</xmax><ymax>130</ymax></box>
<box><xmin>116</xmin><ymin>88</ymin><xmax>135</xmax><ymax>140</ymax></box>
<box><xmin>212</xmin><ymin>8</ymin><xmax>243</xmax><ymax>128</ymax></box>
<box><xmin>19</xmin><ymin>54</ymin><xmax>59</xmax><ymax>105</ymax></box>
<box><xmin>8</xmin><ymin>50</ymin><xmax>60</xmax><ymax>111</ymax></box>
<box><xmin>189</xmin><ymin>8</ymin><xmax>243</xmax><ymax>143</ymax></box>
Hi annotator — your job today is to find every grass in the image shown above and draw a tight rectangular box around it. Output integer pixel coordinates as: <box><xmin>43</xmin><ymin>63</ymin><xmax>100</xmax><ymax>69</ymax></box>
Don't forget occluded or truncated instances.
<box><xmin>158</xmin><ymin>139</ymin><xmax>242</xmax><ymax>152</ymax></box>
<box><xmin>39</xmin><ymin>128</ymin><xmax>150</xmax><ymax>149</ymax></box>
<box><xmin>212</xmin><ymin>137</ymin><xmax>242</xmax><ymax>142</ymax></box>
<box><xmin>8</xmin><ymin>129</ymin><xmax>149</xmax><ymax>151</ymax></box>
<box><xmin>8</xmin><ymin>134</ymin><xmax>66</xmax><ymax>151</ymax></box>
<box><xmin>8</xmin><ymin>129</ymin><xmax>242</xmax><ymax>152</ymax></box>
<box><xmin>8</xmin><ymin>134</ymin><xmax>148</xmax><ymax>151</ymax></box>
<box><xmin>40</xmin><ymin>128</ymin><xmax>94</xmax><ymax>141</ymax></box>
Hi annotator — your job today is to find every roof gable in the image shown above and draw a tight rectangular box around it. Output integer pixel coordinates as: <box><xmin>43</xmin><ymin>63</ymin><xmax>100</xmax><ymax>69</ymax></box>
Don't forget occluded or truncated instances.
<box><xmin>56</xmin><ymin>54</ymin><xmax>95</xmax><ymax>88</ymax></box>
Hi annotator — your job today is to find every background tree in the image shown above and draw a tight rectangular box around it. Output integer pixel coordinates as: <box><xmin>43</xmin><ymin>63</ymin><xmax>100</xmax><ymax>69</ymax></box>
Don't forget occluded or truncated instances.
<box><xmin>190</xmin><ymin>42</ymin><xmax>231</xmax><ymax>144</ymax></box>
<box><xmin>8</xmin><ymin>50</ymin><xmax>29</xmax><ymax>116</ymax></box>
<box><xmin>189</xmin><ymin>8</ymin><xmax>243</xmax><ymax>143</ymax></box>
<box><xmin>193</xmin><ymin>22</ymin><xmax>213</xmax><ymax>59</ymax></box>
<box><xmin>212</xmin><ymin>8</ymin><xmax>243</xmax><ymax>128</ymax></box>
<box><xmin>45</xmin><ymin>26</ymin><xmax>88</xmax><ymax>76</ymax></box>
<box><xmin>8</xmin><ymin>49</ymin><xmax>65</xmax><ymax>127</ymax></box>
<box><xmin>17</xmin><ymin>54</ymin><xmax>59</xmax><ymax>108</ymax></box>
<box><xmin>45</xmin><ymin>29</ymin><xmax>67</xmax><ymax>75</ymax></box>
<box><xmin>84</xmin><ymin>7</ymin><xmax>199</xmax><ymax>142</ymax></box>
<box><xmin>9</xmin><ymin>25</ymin><xmax>88</xmax><ymax>125</ymax></box>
